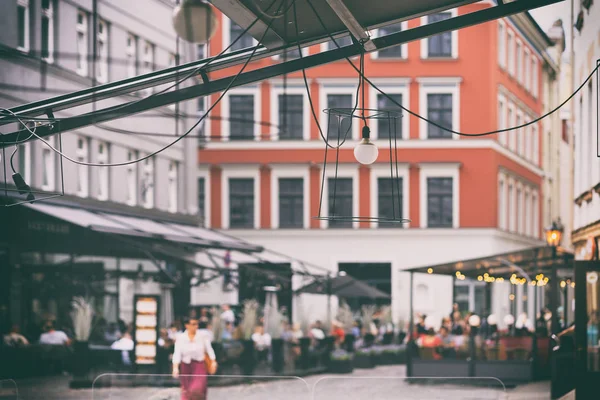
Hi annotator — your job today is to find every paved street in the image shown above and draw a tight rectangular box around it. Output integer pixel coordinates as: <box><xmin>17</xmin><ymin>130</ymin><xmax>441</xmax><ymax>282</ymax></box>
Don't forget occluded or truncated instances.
<box><xmin>4</xmin><ymin>366</ymin><xmax>551</xmax><ymax>400</ymax></box>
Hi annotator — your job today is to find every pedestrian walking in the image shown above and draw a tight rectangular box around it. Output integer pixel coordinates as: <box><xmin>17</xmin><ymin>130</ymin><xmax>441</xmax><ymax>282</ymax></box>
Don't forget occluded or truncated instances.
<box><xmin>172</xmin><ymin>317</ymin><xmax>217</xmax><ymax>400</ymax></box>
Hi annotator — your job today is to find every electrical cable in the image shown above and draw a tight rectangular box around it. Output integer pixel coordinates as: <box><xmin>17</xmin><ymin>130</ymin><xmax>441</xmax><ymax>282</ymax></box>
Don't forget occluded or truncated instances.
<box><xmin>304</xmin><ymin>0</ymin><xmax>600</xmax><ymax>138</ymax></box>
<box><xmin>0</xmin><ymin>0</ymin><xmax>289</xmax><ymax>168</ymax></box>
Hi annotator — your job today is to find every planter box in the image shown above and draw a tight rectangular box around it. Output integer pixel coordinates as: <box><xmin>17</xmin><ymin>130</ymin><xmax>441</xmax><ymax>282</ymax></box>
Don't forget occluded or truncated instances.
<box><xmin>410</xmin><ymin>359</ymin><xmax>470</xmax><ymax>378</ymax></box>
<box><xmin>379</xmin><ymin>351</ymin><xmax>406</xmax><ymax>365</ymax></box>
<box><xmin>329</xmin><ymin>359</ymin><xmax>354</xmax><ymax>374</ymax></box>
<box><xmin>353</xmin><ymin>352</ymin><xmax>375</xmax><ymax>369</ymax></box>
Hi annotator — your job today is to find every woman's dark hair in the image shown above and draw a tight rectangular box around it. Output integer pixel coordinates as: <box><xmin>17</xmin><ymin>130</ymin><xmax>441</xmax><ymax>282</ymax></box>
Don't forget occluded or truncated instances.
<box><xmin>198</xmin><ymin>320</ymin><xmax>208</xmax><ymax>329</ymax></box>
<box><xmin>427</xmin><ymin>328</ymin><xmax>435</xmax><ymax>335</ymax></box>
<box><xmin>183</xmin><ymin>317</ymin><xmax>199</xmax><ymax>326</ymax></box>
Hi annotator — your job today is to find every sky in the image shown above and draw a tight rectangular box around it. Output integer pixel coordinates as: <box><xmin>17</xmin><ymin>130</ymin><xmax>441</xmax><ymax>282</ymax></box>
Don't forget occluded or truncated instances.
<box><xmin>529</xmin><ymin>0</ymin><xmax>572</xmax><ymax>51</ymax></box>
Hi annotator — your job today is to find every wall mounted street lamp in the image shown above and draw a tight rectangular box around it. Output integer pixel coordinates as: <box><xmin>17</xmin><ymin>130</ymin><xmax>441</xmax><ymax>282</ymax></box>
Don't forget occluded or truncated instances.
<box><xmin>545</xmin><ymin>219</ymin><xmax>564</xmax><ymax>247</ymax></box>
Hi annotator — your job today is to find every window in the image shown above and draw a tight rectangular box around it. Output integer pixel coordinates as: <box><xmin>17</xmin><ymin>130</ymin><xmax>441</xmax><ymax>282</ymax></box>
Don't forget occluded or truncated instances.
<box><xmin>41</xmin><ymin>137</ymin><xmax>55</xmax><ymax>191</ymax></box>
<box><xmin>278</xmin><ymin>94</ymin><xmax>303</xmax><ymax>140</ymax></box>
<box><xmin>197</xmin><ymin>43</ymin><xmax>207</xmax><ymax>59</ymax></box>
<box><xmin>532</xmin><ymin>123</ymin><xmax>539</xmax><ymax>165</ymax></box>
<box><xmin>126</xmin><ymin>150</ymin><xmax>137</xmax><ymax>206</ymax></box>
<box><xmin>328</xmin><ymin>178</ymin><xmax>353</xmax><ymax>228</ymax></box>
<box><xmin>427</xmin><ymin>13</ymin><xmax>452</xmax><ymax>57</ymax></box>
<box><xmin>427</xmin><ymin>177</ymin><xmax>453</xmax><ymax>228</ymax></box>
<box><xmin>229</xmin><ymin>95</ymin><xmax>254</xmax><ymax>140</ymax></box>
<box><xmin>516</xmin><ymin>112</ymin><xmax>523</xmax><ymax>155</ymax></box>
<box><xmin>524</xmin><ymin>190</ymin><xmax>531</xmax><ymax>236</ymax></box>
<box><xmin>532</xmin><ymin>58</ymin><xmax>538</xmax><ymax>98</ymax></box>
<box><xmin>532</xmin><ymin>192</ymin><xmax>538</xmax><ymax>238</ymax></box>
<box><xmin>17</xmin><ymin>0</ymin><xmax>30</xmax><ymax>52</ymax></box>
<box><xmin>498</xmin><ymin>21</ymin><xmax>505</xmax><ymax>68</ymax></box>
<box><xmin>524</xmin><ymin>49</ymin><xmax>530</xmax><ymax>92</ymax></box>
<box><xmin>41</xmin><ymin>0</ymin><xmax>54</xmax><ymax>62</ymax></box>
<box><xmin>324</xmin><ymin>35</ymin><xmax>353</xmax><ymax>51</ymax></box>
<box><xmin>508</xmin><ymin>183</ymin><xmax>515</xmax><ymax>232</ymax></box>
<box><xmin>377</xmin><ymin>23</ymin><xmax>404</xmax><ymax>58</ymax></box>
<box><xmin>508</xmin><ymin>104</ymin><xmax>515</xmax><ymax>151</ymax></box>
<box><xmin>229</xmin><ymin>178</ymin><xmax>254</xmax><ymax>228</ymax></box>
<box><xmin>198</xmin><ymin>177</ymin><xmax>205</xmax><ymax>225</ymax></box>
<box><xmin>516</xmin><ymin>41</ymin><xmax>523</xmax><ymax>83</ymax></box>
<box><xmin>168</xmin><ymin>161</ymin><xmax>178</xmax><ymax>213</ymax></box>
<box><xmin>427</xmin><ymin>94</ymin><xmax>453</xmax><ymax>138</ymax></box>
<box><xmin>142</xmin><ymin>157</ymin><xmax>154</xmax><ymax>208</ymax></box>
<box><xmin>230</xmin><ymin>22</ymin><xmax>254</xmax><ymax>51</ymax></box>
<box><xmin>524</xmin><ymin>118</ymin><xmax>531</xmax><ymax>160</ymax></box>
<box><xmin>377</xmin><ymin>94</ymin><xmax>403</xmax><ymax>139</ymax></box>
<box><xmin>378</xmin><ymin>177</ymin><xmax>403</xmax><ymax>227</ymax></box>
<box><xmin>498</xmin><ymin>98</ymin><xmax>506</xmax><ymax>145</ymax></box>
<box><xmin>97</xmin><ymin>142</ymin><xmax>109</xmax><ymax>200</ymax></box>
<box><xmin>498</xmin><ymin>178</ymin><xmax>506</xmax><ymax>229</ymax></box>
<box><xmin>517</xmin><ymin>187</ymin><xmax>523</xmax><ymax>234</ymax></box>
<box><xmin>327</xmin><ymin>94</ymin><xmax>354</xmax><ymax>142</ymax></box>
<box><xmin>141</xmin><ymin>41</ymin><xmax>154</xmax><ymax>95</ymax></box>
<box><xmin>279</xmin><ymin>178</ymin><xmax>303</xmax><ymax>228</ymax></box>
<box><xmin>126</xmin><ymin>34</ymin><xmax>137</xmax><ymax>78</ymax></box>
<box><xmin>76</xmin><ymin>137</ymin><xmax>88</xmax><ymax>197</ymax></box>
<box><xmin>76</xmin><ymin>12</ymin><xmax>88</xmax><ymax>75</ymax></box>
<box><xmin>97</xmin><ymin>20</ymin><xmax>108</xmax><ymax>83</ymax></box>
<box><xmin>507</xmin><ymin>31</ymin><xmax>515</xmax><ymax>75</ymax></box>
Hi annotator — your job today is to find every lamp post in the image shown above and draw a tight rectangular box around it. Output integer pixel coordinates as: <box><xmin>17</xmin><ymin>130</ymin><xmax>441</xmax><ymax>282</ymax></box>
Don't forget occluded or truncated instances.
<box><xmin>545</xmin><ymin>219</ymin><xmax>564</xmax><ymax>334</ymax></box>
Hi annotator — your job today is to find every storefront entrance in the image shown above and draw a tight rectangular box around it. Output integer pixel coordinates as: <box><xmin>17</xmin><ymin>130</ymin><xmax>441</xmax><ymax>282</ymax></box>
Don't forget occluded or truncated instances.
<box><xmin>574</xmin><ymin>261</ymin><xmax>600</xmax><ymax>399</ymax></box>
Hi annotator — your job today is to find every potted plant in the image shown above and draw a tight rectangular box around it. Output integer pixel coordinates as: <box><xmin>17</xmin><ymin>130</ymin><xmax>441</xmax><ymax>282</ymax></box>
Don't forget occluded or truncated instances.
<box><xmin>69</xmin><ymin>297</ymin><xmax>93</xmax><ymax>388</ymax></box>
<box><xmin>329</xmin><ymin>349</ymin><xmax>354</xmax><ymax>374</ymax></box>
<box><xmin>336</xmin><ymin>303</ymin><xmax>355</xmax><ymax>352</ymax></box>
<box><xmin>379</xmin><ymin>344</ymin><xmax>407</xmax><ymax>365</ymax></box>
<box><xmin>265</xmin><ymin>306</ymin><xmax>285</xmax><ymax>374</ymax></box>
<box><xmin>353</xmin><ymin>348</ymin><xmax>375</xmax><ymax>369</ymax></box>
<box><xmin>239</xmin><ymin>300</ymin><xmax>259</xmax><ymax>376</ymax></box>
<box><xmin>361</xmin><ymin>305</ymin><xmax>377</xmax><ymax>348</ymax></box>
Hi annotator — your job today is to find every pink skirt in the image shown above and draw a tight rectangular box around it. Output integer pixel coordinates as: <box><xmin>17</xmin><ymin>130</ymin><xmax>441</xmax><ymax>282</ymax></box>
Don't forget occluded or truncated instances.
<box><xmin>179</xmin><ymin>360</ymin><xmax>208</xmax><ymax>400</ymax></box>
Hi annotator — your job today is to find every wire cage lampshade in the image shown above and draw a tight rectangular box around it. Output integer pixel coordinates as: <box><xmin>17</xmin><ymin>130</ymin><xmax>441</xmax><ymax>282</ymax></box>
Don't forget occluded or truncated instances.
<box><xmin>315</xmin><ymin>106</ymin><xmax>411</xmax><ymax>226</ymax></box>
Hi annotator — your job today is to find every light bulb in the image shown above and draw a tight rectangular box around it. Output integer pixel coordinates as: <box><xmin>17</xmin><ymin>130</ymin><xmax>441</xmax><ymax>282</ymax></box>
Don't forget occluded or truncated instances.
<box><xmin>354</xmin><ymin>138</ymin><xmax>378</xmax><ymax>164</ymax></box>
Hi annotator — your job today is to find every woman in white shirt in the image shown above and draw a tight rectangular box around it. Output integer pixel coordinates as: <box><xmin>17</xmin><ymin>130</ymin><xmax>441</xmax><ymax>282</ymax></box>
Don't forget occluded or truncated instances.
<box><xmin>172</xmin><ymin>317</ymin><xmax>216</xmax><ymax>400</ymax></box>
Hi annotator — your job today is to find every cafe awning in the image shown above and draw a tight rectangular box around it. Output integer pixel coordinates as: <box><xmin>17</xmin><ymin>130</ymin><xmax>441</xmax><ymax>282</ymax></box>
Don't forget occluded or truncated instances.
<box><xmin>296</xmin><ymin>274</ymin><xmax>390</xmax><ymax>299</ymax></box>
<box><xmin>405</xmin><ymin>245</ymin><xmax>574</xmax><ymax>280</ymax></box>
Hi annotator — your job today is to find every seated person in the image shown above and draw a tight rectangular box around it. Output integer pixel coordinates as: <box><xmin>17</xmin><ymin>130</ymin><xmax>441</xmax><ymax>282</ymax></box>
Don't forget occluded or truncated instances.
<box><xmin>111</xmin><ymin>331</ymin><xmax>134</xmax><ymax>366</ymax></box>
<box><xmin>419</xmin><ymin>328</ymin><xmax>442</xmax><ymax>360</ymax></box>
<box><xmin>3</xmin><ymin>324</ymin><xmax>29</xmax><ymax>347</ymax></box>
<box><xmin>251</xmin><ymin>324</ymin><xmax>272</xmax><ymax>362</ymax></box>
<box><xmin>39</xmin><ymin>321</ymin><xmax>70</xmax><ymax>346</ymax></box>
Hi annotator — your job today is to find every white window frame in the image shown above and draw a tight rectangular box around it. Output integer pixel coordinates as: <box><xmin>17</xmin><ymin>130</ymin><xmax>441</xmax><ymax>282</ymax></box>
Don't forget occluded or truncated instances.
<box><xmin>370</xmin><ymin>163</ymin><xmax>410</xmax><ymax>228</ymax></box>
<box><xmin>418</xmin><ymin>79</ymin><xmax>461</xmax><ymax>140</ymax></box>
<box><xmin>126</xmin><ymin>150</ymin><xmax>137</xmax><ymax>206</ymax></box>
<box><xmin>419</xmin><ymin>163</ymin><xmax>460</xmax><ymax>229</ymax></box>
<box><xmin>516</xmin><ymin>39</ymin><xmax>523</xmax><ymax>84</ymax></box>
<box><xmin>532</xmin><ymin>57</ymin><xmax>539</xmax><ymax>98</ymax></box>
<box><xmin>370</xmin><ymin>21</ymin><xmax>409</xmax><ymax>60</ymax></box>
<box><xmin>532</xmin><ymin>122</ymin><xmax>539</xmax><ymax>165</ymax></box>
<box><xmin>221</xmin><ymin>16</ymin><xmax>257</xmax><ymax>54</ymax></box>
<box><xmin>17</xmin><ymin>0</ymin><xmax>30</xmax><ymax>52</ymax></box>
<box><xmin>420</xmin><ymin>9</ymin><xmax>458</xmax><ymax>59</ymax></box>
<box><xmin>76</xmin><ymin>11</ymin><xmax>88</xmax><ymax>76</ymax></box>
<box><xmin>524</xmin><ymin>48</ymin><xmax>531</xmax><ymax>92</ymax></box>
<box><xmin>96</xmin><ymin>20</ymin><xmax>108</xmax><ymax>83</ymax></box>
<box><xmin>197</xmin><ymin>168</ymin><xmax>211</xmax><ymax>227</ymax></box>
<box><xmin>168</xmin><ymin>161</ymin><xmax>178</xmax><ymax>213</ymax></box>
<box><xmin>368</xmin><ymin>79</ymin><xmax>410</xmax><ymax>140</ymax></box>
<box><xmin>516</xmin><ymin>182</ymin><xmax>524</xmax><ymax>235</ymax></box>
<box><xmin>320</xmin><ymin>164</ymin><xmax>360</xmax><ymax>229</ymax></box>
<box><xmin>270</xmin><ymin>84</ymin><xmax>310</xmax><ymax>141</ymax></box>
<box><xmin>270</xmin><ymin>165</ymin><xmax>310</xmax><ymax>229</ymax></box>
<box><xmin>221</xmin><ymin>85</ymin><xmax>261</xmax><ymax>141</ymax></box>
<box><xmin>41</xmin><ymin>0</ymin><xmax>54</xmax><ymax>63</ymax></box>
<box><xmin>524</xmin><ymin>187</ymin><xmax>531</xmax><ymax>236</ymax></box>
<box><xmin>507</xmin><ymin>30</ymin><xmax>515</xmax><ymax>76</ymax></box>
<box><xmin>126</xmin><ymin>33</ymin><xmax>137</xmax><ymax>78</ymax></box>
<box><xmin>141</xmin><ymin>41</ymin><xmax>155</xmax><ymax>95</ymax></box>
<box><xmin>76</xmin><ymin>136</ymin><xmax>88</xmax><ymax>197</ymax></box>
<box><xmin>142</xmin><ymin>156</ymin><xmax>155</xmax><ymax>209</ymax></box>
<box><xmin>319</xmin><ymin>82</ymin><xmax>360</xmax><ymax>140</ymax></box>
<box><xmin>41</xmin><ymin>136</ymin><xmax>56</xmax><ymax>191</ymax></box>
<box><xmin>508</xmin><ymin>178</ymin><xmax>515</xmax><ymax>232</ymax></box>
<box><xmin>516</xmin><ymin>109</ymin><xmax>524</xmax><ymax>157</ymax></box>
<box><xmin>222</xmin><ymin>166</ymin><xmax>261</xmax><ymax>229</ymax></box>
<box><xmin>97</xmin><ymin>141</ymin><xmax>109</xmax><ymax>201</ymax></box>
<box><xmin>498</xmin><ymin>173</ymin><xmax>506</xmax><ymax>230</ymax></box>
<box><xmin>523</xmin><ymin>116</ymin><xmax>531</xmax><ymax>161</ymax></box>
<box><xmin>498</xmin><ymin>94</ymin><xmax>507</xmax><ymax>146</ymax></box>
<box><xmin>507</xmin><ymin>102</ymin><xmax>516</xmax><ymax>152</ymax></box>
<box><xmin>532</xmin><ymin>190</ymin><xmax>539</xmax><ymax>238</ymax></box>
<box><xmin>497</xmin><ymin>20</ymin><xmax>506</xmax><ymax>69</ymax></box>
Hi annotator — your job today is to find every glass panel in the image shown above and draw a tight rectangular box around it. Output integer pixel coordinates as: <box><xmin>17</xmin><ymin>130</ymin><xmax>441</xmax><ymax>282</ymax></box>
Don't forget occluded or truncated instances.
<box><xmin>229</xmin><ymin>95</ymin><xmax>254</xmax><ymax>140</ymax></box>
<box><xmin>41</xmin><ymin>17</ymin><xmax>50</xmax><ymax>58</ymax></box>
<box><xmin>378</xmin><ymin>23</ymin><xmax>403</xmax><ymax>58</ymax></box>
<box><xmin>326</xmin><ymin>35</ymin><xmax>353</xmax><ymax>50</ymax></box>
<box><xmin>587</xmin><ymin>271</ymin><xmax>600</xmax><ymax>372</ymax></box>
<box><xmin>377</xmin><ymin>94</ymin><xmax>403</xmax><ymax>139</ymax></box>
<box><xmin>327</xmin><ymin>94</ymin><xmax>353</xmax><ymax>142</ymax></box>
<box><xmin>427</xmin><ymin>178</ymin><xmax>453</xmax><ymax>227</ymax></box>
<box><xmin>279</xmin><ymin>178</ymin><xmax>303</xmax><ymax>228</ymax></box>
<box><xmin>278</xmin><ymin>94</ymin><xmax>303</xmax><ymax>140</ymax></box>
<box><xmin>428</xmin><ymin>13</ymin><xmax>452</xmax><ymax>57</ymax></box>
<box><xmin>17</xmin><ymin>6</ymin><xmax>26</xmax><ymax>48</ymax></box>
<box><xmin>328</xmin><ymin>178</ymin><xmax>352</xmax><ymax>228</ymax></box>
<box><xmin>427</xmin><ymin>94</ymin><xmax>453</xmax><ymax>139</ymax></box>
<box><xmin>230</xmin><ymin>22</ymin><xmax>254</xmax><ymax>51</ymax></box>
<box><xmin>377</xmin><ymin>177</ymin><xmax>402</xmax><ymax>225</ymax></box>
<box><xmin>229</xmin><ymin>178</ymin><xmax>254</xmax><ymax>228</ymax></box>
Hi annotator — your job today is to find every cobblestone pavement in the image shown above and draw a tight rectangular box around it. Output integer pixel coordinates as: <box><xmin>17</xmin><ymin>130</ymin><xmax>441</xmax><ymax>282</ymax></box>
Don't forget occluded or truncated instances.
<box><xmin>3</xmin><ymin>366</ymin><xmax>551</xmax><ymax>400</ymax></box>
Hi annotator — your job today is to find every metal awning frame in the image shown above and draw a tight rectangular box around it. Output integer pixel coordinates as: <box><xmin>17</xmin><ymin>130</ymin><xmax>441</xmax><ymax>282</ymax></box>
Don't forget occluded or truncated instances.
<box><xmin>0</xmin><ymin>0</ymin><xmax>562</xmax><ymax>146</ymax></box>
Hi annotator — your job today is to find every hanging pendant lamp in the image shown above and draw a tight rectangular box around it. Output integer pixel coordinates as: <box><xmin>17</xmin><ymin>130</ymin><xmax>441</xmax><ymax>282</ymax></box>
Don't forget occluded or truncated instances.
<box><xmin>172</xmin><ymin>0</ymin><xmax>219</xmax><ymax>44</ymax></box>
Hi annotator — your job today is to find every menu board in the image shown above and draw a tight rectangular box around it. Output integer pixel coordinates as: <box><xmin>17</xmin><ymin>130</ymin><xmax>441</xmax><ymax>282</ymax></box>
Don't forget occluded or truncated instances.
<box><xmin>133</xmin><ymin>295</ymin><xmax>160</xmax><ymax>365</ymax></box>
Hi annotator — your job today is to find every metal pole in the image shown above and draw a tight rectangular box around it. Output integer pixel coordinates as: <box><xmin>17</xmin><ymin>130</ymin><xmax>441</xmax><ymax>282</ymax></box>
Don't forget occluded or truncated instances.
<box><xmin>550</xmin><ymin>246</ymin><xmax>559</xmax><ymax>334</ymax></box>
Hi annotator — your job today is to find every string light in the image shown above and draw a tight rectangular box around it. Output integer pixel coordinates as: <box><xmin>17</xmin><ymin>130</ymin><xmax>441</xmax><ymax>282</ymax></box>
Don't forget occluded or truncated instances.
<box><xmin>427</xmin><ymin>268</ymin><xmax>433</xmax><ymax>274</ymax></box>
